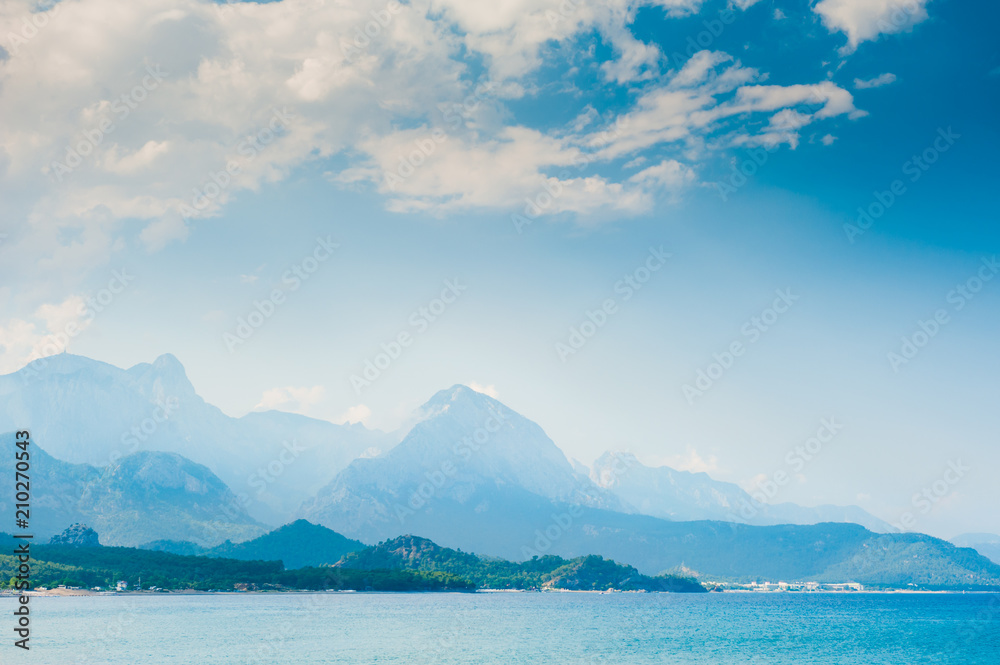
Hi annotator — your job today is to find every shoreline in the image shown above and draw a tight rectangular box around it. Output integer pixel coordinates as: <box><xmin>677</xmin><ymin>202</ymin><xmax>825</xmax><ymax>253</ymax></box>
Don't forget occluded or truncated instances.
<box><xmin>2</xmin><ymin>588</ymin><xmax>994</xmax><ymax>598</ymax></box>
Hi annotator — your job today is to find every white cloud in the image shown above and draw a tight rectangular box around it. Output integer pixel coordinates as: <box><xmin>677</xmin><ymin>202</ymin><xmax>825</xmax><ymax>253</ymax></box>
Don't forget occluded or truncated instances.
<box><xmin>467</xmin><ymin>381</ymin><xmax>500</xmax><ymax>399</ymax></box>
<box><xmin>139</xmin><ymin>215</ymin><xmax>188</xmax><ymax>252</ymax></box>
<box><xmin>813</xmin><ymin>0</ymin><xmax>931</xmax><ymax>53</ymax></box>
<box><xmin>254</xmin><ymin>385</ymin><xmax>326</xmax><ymax>415</ymax></box>
<box><xmin>0</xmin><ymin>0</ymin><xmax>871</xmax><ymax>318</ymax></box>
<box><xmin>99</xmin><ymin>140</ymin><xmax>171</xmax><ymax>174</ymax></box>
<box><xmin>0</xmin><ymin>295</ymin><xmax>92</xmax><ymax>373</ymax></box>
<box><xmin>332</xmin><ymin>49</ymin><xmax>862</xmax><ymax>218</ymax></box>
<box><xmin>595</xmin><ymin>61</ymin><xmax>862</xmax><ymax>158</ymax></box>
<box><xmin>336</xmin><ymin>404</ymin><xmax>373</xmax><ymax>426</ymax></box>
<box><xmin>854</xmin><ymin>72</ymin><xmax>898</xmax><ymax>89</ymax></box>
<box><xmin>629</xmin><ymin>159</ymin><xmax>696</xmax><ymax>190</ymax></box>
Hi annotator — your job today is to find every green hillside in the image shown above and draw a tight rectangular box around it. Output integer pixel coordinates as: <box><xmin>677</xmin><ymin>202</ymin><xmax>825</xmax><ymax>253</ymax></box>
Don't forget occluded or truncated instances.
<box><xmin>0</xmin><ymin>534</ymin><xmax>471</xmax><ymax>592</ymax></box>
<box><xmin>337</xmin><ymin>535</ymin><xmax>706</xmax><ymax>592</ymax></box>
<box><xmin>205</xmin><ymin>520</ymin><xmax>365</xmax><ymax>569</ymax></box>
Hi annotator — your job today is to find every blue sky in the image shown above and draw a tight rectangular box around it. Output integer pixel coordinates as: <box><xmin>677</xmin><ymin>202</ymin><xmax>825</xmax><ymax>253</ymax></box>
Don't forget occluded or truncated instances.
<box><xmin>1</xmin><ymin>0</ymin><xmax>998</xmax><ymax>538</ymax></box>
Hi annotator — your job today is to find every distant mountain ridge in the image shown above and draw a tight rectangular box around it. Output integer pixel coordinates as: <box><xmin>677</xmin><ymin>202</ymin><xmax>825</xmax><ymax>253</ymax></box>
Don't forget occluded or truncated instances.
<box><xmin>3</xmin><ymin>353</ymin><xmax>996</xmax><ymax>589</ymax></box>
<box><xmin>0</xmin><ymin>432</ymin><xmax>264</xmax><ymax>546</ymax></box>
<box><xmin>299</xmin><ymin>386</ymin><xmax>893</xmax><ymax>566</ymax></box>
<box><xmin>300</xmin><ymin>385</ymin><xmax>625</xmax><ymax>543</ymax></box>
<box><xmin>590</xmin><ymin>451</ymin><xmax>892</xmax><ymax>532</ymax></box>
<box><xmin>0</xmin><ymin>353</ymin><xmax>394</xmax><ymax>524</ymax></box>
<box><xmin>951</xmin><ymin>533</ymin><xmax>1000</xmax><ymax>565</ymax></box>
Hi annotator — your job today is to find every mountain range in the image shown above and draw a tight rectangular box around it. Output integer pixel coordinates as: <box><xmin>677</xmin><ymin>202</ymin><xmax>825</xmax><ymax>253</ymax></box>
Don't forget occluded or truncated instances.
<box><xmin>0</xmin><ymin>432</ymin><xmax>264</xmax><ymax>546</ymax></box>
<box><xmin>0</xmin><ymin>353</ymin><xmax>393</xmax><ymax>524</ymax></box>
<box><xmin>2</xmin><ymin>352</ymin><xmax>994</xmax><ymax>587</ymax></box>
<box><xmin>590</xmin><ymin>451</ymin><xmax>891</xmax><ymax>532</ymax></box>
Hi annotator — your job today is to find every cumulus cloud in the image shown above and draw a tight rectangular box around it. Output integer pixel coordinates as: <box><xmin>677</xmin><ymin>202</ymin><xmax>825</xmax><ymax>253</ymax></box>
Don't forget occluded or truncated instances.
<box><xmin>629</xmin><ymin>159</ymin><xmax>696</xmax><ymax>191</ymax></box>
<box><xmin>1</xmin><ymin>2</ymin><xmax>867</xmax><ymax>256</ymax></box>
<box><xmin>0</xmin><ymin>0</ymin><xmax>868</xmax><ymax>322</ymax></box>
<box><xmin>813</xmin><ymin>0</ymin><xmax>931</xmax><ymax>53</ymax></box>
<box><xmin>334</xmin><ymin>50</ymin><xmax>860</xmax><ymax>217</ymax></box>
<box><xmin>854</xmin><ymin>73</ymin><xmax>898</xmax><ymax>89</ymax></box>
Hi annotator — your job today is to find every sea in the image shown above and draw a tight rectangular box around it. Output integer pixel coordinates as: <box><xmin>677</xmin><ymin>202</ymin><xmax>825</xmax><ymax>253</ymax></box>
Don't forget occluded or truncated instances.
<box><xmin>2</xmin><ymin>592</ymin><xmax>998</xmax><ymax>664</ymax></box>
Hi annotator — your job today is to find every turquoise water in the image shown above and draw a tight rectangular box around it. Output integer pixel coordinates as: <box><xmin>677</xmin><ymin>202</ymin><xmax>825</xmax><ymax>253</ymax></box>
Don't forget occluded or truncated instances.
<box><xmin>2</xmin><ymin>592</ymin><xmax>998</xmax><ymax>664</ymax></box>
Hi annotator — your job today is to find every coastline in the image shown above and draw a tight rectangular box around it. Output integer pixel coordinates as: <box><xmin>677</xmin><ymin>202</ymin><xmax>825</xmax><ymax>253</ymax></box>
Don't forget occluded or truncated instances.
<box><xmin>3</xmin><ymin>588</ymin><xmax>993</xmax><ymax>598</ymax></box>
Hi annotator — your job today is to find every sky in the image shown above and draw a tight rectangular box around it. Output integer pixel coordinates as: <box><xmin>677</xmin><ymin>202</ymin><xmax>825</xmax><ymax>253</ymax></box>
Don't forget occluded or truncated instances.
<box><xmin>0</xmin><ymin>0</ymin><xmax>998</xmax><ymax>539</ymax></box>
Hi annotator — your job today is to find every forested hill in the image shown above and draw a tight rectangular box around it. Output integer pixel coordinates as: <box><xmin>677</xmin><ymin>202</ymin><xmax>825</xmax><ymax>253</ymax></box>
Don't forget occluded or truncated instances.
<box><xmin>336</xmin><ymin>535</ymin><xmax>707</xmax><ymax>592</ymax></box>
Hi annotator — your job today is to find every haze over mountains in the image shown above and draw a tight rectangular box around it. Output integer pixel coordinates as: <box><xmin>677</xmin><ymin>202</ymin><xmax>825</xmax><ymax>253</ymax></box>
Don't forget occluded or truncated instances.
<box><xmin>3</xmin><ymin>352</ymin><xmax>996</xmax><ymax>585</ymax></box>
<box><xmin>0</xmin><ymin>353</ymin><xmax>393</xmax><ymax>524</ymax></box>
<box><xmin>591</xmin><ymin>451</ymin><xmax>891</xmax><ymax>532</ymax></box>
<box><xmin>950</xmin><ymin>534</ymin><xmax>1000</xmax><ymax>565</ymax></box>
<box><xmin>0</xmin><ymin>436</ymin><xmax>263</xmax><ymax>546</ymax></box>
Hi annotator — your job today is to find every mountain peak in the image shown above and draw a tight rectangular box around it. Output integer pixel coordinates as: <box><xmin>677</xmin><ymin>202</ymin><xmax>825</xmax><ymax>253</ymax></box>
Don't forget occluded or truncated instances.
<box><xmin>127</xmin><ymin>353</ymin><xmax>197</xmax><ymax>400</ymax></box>
<box><xmin>7</xmin><ymin>352</ymin><xmax>117</xmax><ymax>379</ymax></box>
<box><xmin>413</xmin><ymin>384</ymin><xmax>508</xmax><ymax>427</ymax></box>
<box><xmin>423</xmin><ymin>383</ymin><xmax>496</xmax><ymax>408</ymax></box>
<box><xmin>152</xmin><ymin>352</ymin><xmax>184</xmax><ymax>371</ymax></box>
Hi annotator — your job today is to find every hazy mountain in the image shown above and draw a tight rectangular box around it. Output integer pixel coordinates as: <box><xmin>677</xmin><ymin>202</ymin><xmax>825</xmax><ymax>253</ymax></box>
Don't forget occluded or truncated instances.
<box><xmin>79</xmin><ymin>450</ymin><xmax>266</xmax><ymax>547</ymax></box>
<box><xmin>296</xmin><ymin>387</ymin><xmax>997</xmax><ymax>587</ymax></box>
<box><xmin>299</xmin><ymin>384</ymin><xmax>624</xmax><ymax>544</ymax></box>
<box><xmin>951</xmin><ymin>533</ymin><xmax>1000</xmax><ymax>565</ymax></box>
<box><xmin>0</xmin><ymin>432</ymin><xmax>264</xmax><ymax>546</ymax></box>
<box><xmin>0</xmin><ymin>353</ymin><xmax>394</xmax><ymax>524</ymax></box>
<box><xmin>590</xmin><ymin>451</ymin><xmax>892</xmax><ymax>532</ymax></box>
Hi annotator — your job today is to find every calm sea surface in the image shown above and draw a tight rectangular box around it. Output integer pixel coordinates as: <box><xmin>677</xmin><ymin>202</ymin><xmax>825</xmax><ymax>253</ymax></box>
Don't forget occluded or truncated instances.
<box><xmin>2</xmin><ymin>592</ymin><xmax>998</xmax><ymax>664</ymax></box>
